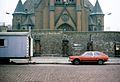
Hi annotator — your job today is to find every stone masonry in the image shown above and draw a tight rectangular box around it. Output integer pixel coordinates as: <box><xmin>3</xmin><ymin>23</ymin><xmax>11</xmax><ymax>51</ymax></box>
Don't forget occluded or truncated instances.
<box><xmin>32</xmin><ymin>31</ymin><xmax>120</xmax><ymax>57</ymax></box>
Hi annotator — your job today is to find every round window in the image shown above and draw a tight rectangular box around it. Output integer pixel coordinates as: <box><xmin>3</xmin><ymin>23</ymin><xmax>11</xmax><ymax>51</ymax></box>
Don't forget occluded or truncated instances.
<box><xmin>61</xmin><ymin>13</ymin><xmax>69</xmax><ymax>22</ymax></box>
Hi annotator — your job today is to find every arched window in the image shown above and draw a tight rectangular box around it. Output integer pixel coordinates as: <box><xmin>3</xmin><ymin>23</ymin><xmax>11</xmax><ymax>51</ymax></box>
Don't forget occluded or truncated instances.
<box><xmin>57</xmin><ymin>23</ymin><xmax>74</xmax><ymax>31</ymax></box>
<box><xmin>17</xmin><ymin>23</ymin><xmax>20</xmax><ymax>29</ymax></box>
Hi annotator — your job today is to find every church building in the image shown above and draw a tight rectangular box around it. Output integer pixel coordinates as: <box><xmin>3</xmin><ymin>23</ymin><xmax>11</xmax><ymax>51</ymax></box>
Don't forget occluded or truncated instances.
<box><xmin>12</xmin><ymin>0</ymin><xmax>104</xmax><ymax>32</ymax></box>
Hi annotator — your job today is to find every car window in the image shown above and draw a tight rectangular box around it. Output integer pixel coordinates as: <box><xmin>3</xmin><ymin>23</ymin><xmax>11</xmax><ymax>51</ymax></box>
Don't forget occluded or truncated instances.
<box><xmin>94</xmin><ymin>52</ymin><xmax>101</xmax><ymax>56</ymax></box>
<box><xmin>82</xmin><ymin>52</ymin><xmax>93</xmax><ymax>56</ymax></box>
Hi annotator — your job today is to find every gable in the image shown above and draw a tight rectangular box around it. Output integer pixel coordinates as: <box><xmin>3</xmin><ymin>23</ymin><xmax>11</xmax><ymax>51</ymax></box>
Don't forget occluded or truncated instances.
<box><xmin>55</xmin><ymin>8</ymin><xmax>76</xmax><ymax>30</ymax></box>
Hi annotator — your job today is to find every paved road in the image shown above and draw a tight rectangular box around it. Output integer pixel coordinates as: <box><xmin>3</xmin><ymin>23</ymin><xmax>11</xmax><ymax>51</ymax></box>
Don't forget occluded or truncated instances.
<box><xmin>0</xmin><ymin>64</ymin><xmax>120</xmax><ymax>82</ymax></box>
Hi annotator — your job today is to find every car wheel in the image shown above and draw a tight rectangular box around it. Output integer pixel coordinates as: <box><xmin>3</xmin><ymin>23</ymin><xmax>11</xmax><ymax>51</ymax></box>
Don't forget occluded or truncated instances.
<box><xmin>98</xmin><ymin>60</ymin><xmax>104</xmax><ymax>65</ymax></box>
<box><xmin>73</xmin><ymin>59</ymin><xmax>80</xmax><ymax>65</ymax></box>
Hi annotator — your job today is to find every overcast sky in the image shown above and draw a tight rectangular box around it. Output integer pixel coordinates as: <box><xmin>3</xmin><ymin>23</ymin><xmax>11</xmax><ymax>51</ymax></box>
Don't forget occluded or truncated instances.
<box><xmin>0</xmin><ymin>0</ymin><xmax>120</xmax><ymax>31</ymax></box>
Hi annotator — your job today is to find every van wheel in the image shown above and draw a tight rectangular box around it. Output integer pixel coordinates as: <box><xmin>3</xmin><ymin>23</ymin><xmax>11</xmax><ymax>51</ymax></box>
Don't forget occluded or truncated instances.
<box><xmin>98</xmin><ymin>60</ymin><xmax>104</xmax><ymax>65</ymax></box>
<box><xmin>73</xmin><ymin>59</ymin><xmax>80</xmax><ymax>65</ymax></box>
<box><xmin>0</xmin><ymin>58</ymin><xmax>10</xmax><ymax>64</ymax></box>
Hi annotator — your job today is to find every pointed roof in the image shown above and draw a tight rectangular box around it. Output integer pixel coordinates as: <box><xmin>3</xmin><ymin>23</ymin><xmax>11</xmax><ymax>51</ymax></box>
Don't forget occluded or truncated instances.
<box><xmin>91</xmin><ymin>0</ymin><xmax>104</xmax><ymax>15</ymax></box>
<box><xmin>84</xmin><ymin>0</ymin><xmax>94</xmax><ymax>11</ymax></box>
<box><xmin>14</xmin><ymin>0</ymin><xmax>25</xmax><ymax>14</ymax></box>
<box><xmin>24</xmin><ymin>0</ymin><xmax>42</xmax><ymax>13</ymax></box>
<box><xmin>56</xmin><ymin>8</ymin><xmax>75</xmax><ymax>25</ymax></box>
<box><xmin>22</xmin><ymin>15</ymin><xmax>34</xmax><ymax>26</ymax></box>
<box><xmin>55</xmin><ymin>8</ymin><xmax>76</xmax><ymax>30</ymax></box>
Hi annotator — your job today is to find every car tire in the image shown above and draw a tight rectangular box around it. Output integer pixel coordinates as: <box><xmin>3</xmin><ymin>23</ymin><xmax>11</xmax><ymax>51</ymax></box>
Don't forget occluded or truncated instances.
<box><xmin>98</xmin><ymin>60</ymin><xmax>104</xmax><ymax>65</ymax></box>
<box><xmin>73</xmin><ymin>59</ymin><xmax>80</xmax><ymax>65</ymax></box>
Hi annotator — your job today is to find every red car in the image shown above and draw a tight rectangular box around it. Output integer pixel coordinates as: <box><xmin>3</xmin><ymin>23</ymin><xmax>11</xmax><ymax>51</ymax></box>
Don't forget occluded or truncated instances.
<box><xmin>69</xmin><ymin>51</ymin><xmax>109</xmax><ymax>65</ymax></box>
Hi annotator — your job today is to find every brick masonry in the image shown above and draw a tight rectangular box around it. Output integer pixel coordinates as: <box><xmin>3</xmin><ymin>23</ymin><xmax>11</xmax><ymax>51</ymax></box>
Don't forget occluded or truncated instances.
<box><xmin>0</xmin><ymin>65</ymin><xmax>120</xmax><ymax>82</ymax></box>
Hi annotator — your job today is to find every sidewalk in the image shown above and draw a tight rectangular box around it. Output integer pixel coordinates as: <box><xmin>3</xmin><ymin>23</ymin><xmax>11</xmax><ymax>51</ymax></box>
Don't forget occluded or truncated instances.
<box><xmin>10</xmin><ymin>57</ymin><xmax>120</xmax><ymax>65</ymax></box>
<box><xmin>106</xmin><ymin>57</ymin><xmax>120</xmax><ymax>65</ymax></box>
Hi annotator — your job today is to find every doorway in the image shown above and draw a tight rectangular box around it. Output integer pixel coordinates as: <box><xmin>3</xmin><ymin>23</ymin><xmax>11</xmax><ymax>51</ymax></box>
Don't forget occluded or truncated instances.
<box><xmin>34</xmin><ymin>40</ymin><xmax>41</xmax><ymax>56</ymax></box>
<box><xmin>57</xmin><ymin>23</ymin><xmax>74</xmax><ymax>31</ymax></box>
<box><xmin>114</xmin><ymin>42</ymin><xmax>120</xmax><ymax>57</ymax></box>
<box><xmin>62</xmin><ymin>39</ymin><xmax>69</xmax><ymax>57</ymax></box>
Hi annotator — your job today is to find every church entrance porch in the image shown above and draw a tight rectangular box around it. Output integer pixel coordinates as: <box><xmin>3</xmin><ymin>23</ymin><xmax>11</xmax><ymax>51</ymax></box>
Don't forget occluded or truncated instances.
<box><xmin>57</xmin><ymin>23</ymin><xmax>75</xmax><ymax>31</ymax></box>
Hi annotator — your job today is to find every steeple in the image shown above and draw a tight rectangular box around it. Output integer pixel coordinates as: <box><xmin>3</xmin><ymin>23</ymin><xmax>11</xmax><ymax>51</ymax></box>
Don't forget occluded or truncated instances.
<box><xmin>91</xmin><ymin>0</ymin><xmax>104</xmax><ymax>15</ymax></box>
<box><xmin>13</xmin><ymin>0</ymin><xmax>25</xmax><ymax>14</ymax></box>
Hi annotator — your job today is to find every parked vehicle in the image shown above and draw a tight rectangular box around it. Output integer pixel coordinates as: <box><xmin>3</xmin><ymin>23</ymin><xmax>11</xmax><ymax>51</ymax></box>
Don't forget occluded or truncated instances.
<box><xmin>69</xmin><ymin>51</ymin><xmax>109</xmax><ymax>65</ymax></box>
<box><xmin>0</xmin><ymin>32</ymin><xmax>33</xmax><ymax>63</ymax></box>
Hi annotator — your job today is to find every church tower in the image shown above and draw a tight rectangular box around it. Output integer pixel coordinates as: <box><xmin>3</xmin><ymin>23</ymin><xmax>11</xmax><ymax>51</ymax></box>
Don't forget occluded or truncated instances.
<box><xmin>90</xmin><ymin>0</ymin><xmax>104</xmax><ymax>31</ymax></box>
<box><xmin>12</xmin><ymin>0</ymin><xmax>25</xmax><ymax>30</ymax></box>
<box><xmin>13</xmin><ymin>0</ymin><xmax>34</xmax><ymax>30</ymax></box>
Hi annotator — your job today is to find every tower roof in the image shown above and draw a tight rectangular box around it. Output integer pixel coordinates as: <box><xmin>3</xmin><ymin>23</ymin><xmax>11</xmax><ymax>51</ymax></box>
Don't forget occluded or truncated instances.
<box><xmin>24</xmin><ymin>0</ymin><xmax>42</xmax><ymax>13</ymax></box>
<box><xmin>14</xmin><ymin>0</ymin><xmax>25</xmax><ymax>14</ymax></box>
<box><xmin>84</xmin><ymin>0</ymin><xmax>94</xmax><ymax>11</ymax></box>
<box><xmin>22</xmin><ymin>15</ymin><xmax>34</xmax><ymax>26</ymax></box>
<box><xmin>91</xmin><ymin>0</ymin><xmax>104</xmax><ymax>15</ymax></box>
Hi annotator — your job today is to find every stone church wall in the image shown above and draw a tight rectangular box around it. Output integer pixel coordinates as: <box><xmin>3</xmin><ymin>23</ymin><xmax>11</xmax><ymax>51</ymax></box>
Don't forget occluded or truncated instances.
<box><xmin>32</xmin><ymin>31</ymin><xmax>120</xmax><ymax>57</ymax></box>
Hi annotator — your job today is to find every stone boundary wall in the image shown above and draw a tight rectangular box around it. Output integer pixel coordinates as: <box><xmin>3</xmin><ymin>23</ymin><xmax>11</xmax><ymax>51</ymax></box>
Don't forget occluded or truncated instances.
<box><xmin>32</xmin><ymin>31</ymin><xmax>120</xmax><ymax>57</ymax></box>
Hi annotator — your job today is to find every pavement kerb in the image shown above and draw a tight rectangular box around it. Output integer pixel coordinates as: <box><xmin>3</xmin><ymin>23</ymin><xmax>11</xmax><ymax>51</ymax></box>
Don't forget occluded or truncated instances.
<box><xmin>8</xmin><ymin>57</ymin><xmax>120</xmax><ymax>65</ymax></box>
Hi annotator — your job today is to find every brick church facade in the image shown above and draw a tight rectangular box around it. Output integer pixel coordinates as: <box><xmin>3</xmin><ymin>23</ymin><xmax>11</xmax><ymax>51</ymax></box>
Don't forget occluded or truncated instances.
<box><xmin>12</xmin><ymin>0</ymin><xmax>104</xmax><ymax>32</ymax></box>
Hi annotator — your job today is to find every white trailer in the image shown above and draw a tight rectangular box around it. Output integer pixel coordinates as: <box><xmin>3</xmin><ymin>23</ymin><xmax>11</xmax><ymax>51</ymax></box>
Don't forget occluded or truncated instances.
<box><xmin>0</xmin><ymin>32</ymin><xmax>33</xmax><ymax>63</ymax></box>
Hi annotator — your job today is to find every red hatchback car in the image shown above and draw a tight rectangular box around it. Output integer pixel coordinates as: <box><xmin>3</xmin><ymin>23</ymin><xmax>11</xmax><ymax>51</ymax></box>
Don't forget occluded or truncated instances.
<box><xmin>69</xmin><ymin>51</ymin><xmax>109</xmax><ymax>65</ymax></box>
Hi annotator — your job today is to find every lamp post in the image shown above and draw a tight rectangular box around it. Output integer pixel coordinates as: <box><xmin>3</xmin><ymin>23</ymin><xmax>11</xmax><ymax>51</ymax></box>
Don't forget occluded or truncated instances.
<box><xmin>5</xmin><ymin>12</ymin><xmax>12</xmax><ymax>31</ymax></box>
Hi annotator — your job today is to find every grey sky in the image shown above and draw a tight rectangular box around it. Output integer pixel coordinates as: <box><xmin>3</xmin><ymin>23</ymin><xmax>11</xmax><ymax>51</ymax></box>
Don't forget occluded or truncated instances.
<box><xmin>0</xmin><ymin>0</ymin><xmax>120</xmax><ymax>31</ymax></box>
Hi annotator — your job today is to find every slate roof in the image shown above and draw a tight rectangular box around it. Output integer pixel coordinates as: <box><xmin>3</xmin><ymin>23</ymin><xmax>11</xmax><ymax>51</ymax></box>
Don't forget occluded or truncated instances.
<box><xmin>14</xmin><ymin>0</ymin><xmax>103</xmax><ymax>15</ymax></box>
<box><xmin>23</xmin><ymin>0</ymin><xmax>94</xmax><ymax>13</ymax></box>
<box><xmin>14</xmin><ymin>0</ymin><xmax>25</xmax><ymax>14</ymax></box>
<box><xmin>14</xmin><ymin>0</ymin><xmax>103</xmax><ymax>23</ymax></box>
<box><xmin>22</xmin><ymin>15</ymin><xmax>34</xmax><ymax>26</ymax></box>
<box><xmin>91</xmin><ymin>0</ymin><xmax>104</xmax><ymax>15</ymax></box>
<box><xmin>23</xmin><ymin>0</ymin><xmax>42</xmax><ymax>13</ymax></box>
<box><xmin>14</xmin><ymin>0</ymin><xmax>42</xmax><ymax>14</ymax></box>
<box><xmin>84</xmin><ymin>0</ymin><xmax>94</xmax><ymax>11</ymax></box>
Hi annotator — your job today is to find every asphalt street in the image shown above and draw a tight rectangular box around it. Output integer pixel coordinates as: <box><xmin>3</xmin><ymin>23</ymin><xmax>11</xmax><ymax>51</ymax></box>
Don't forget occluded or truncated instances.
<box><xmin>0</xmin><ymin>64</ymin><xmax>120</xmax><ymax>82</ymax></box>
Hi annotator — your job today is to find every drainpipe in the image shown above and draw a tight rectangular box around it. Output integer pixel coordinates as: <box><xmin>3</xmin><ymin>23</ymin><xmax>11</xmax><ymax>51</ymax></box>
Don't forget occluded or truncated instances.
<box><xmin>28</xmin><ymin>26</ymin><xmax>32</xmax><ymax>62</ymax></box>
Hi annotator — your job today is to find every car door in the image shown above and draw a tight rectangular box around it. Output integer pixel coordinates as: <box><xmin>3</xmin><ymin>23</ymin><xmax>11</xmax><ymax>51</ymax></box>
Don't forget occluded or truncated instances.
<box><xmin>81</xmin><ymin>52</ymin><xmax>94</xmax><ymax>61</ymax></box>
<box><xmin>93</xmin><ymin>52</ymin><xmax>101</xmax><ymax>61</ymax></box>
